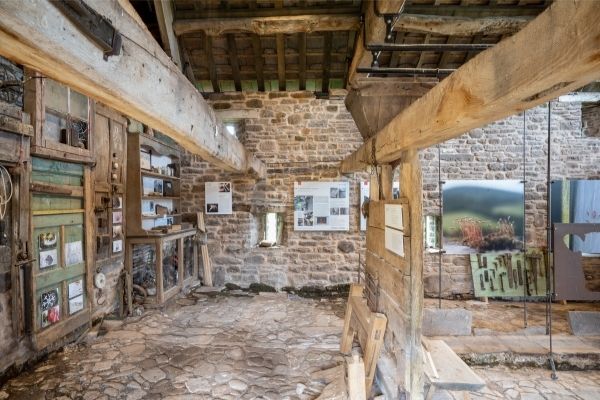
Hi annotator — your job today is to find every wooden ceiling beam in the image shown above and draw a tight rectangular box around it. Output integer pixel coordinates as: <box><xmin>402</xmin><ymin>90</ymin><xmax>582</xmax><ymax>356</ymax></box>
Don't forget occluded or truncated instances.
<box><xmin>394</xmin><ymin>14</ymin><xmax>532</xmax><ymax>36</ymax></box>
<box><xmin>174</xmin><ymin>14</ymin><xmax>360</xmax><ymax>36</ymax></box>
<box><xmin>204</xmin><ymin>34</ymin><xmax>220</xmax><ymax>93</ymax></box>
<box><xmin>341</xmin><ymin>0</ymin><xmax>600</xmax><ymax>172</ymax></box>
<box><xmin>322</xmin><ymin>32</ymin><xmax>333</xmax><ymax>93</ymax></box>
<box><xmin>299</xmin><ymin>32</ymin><xmax>307</xmax><ymax>90</ymax></box>
<box><xmin>276</xmin><ymin>34</ymin><xmax>286</xmax><ymax>91</ymax></box>
<box><xmin>227</xmin><ymin>34</ymin><xmax>242</xmax><ymax>91</ymax></box>
<box><xmin>174</xmin><ymin>6</ymin><xmax>360</xmax><ymax>20</ymax></box>
<box><xmin>153</xmin><ymin>0</ymin><xmax>182</xmax><ymax>69</ymax></box>
<box><xmin>0</xmin><ymin>0</ymin><xmax>264</xmax><ymax>176</ymax></box>
<box><xmin>251</xmin><ymin>34</ymin><xmax>265</xmax><ymax>91</ymax></box>
<box><xmin>403</xmin><ymin>3</ymin><xmax>546</xmax><ymax>16</ymax></box>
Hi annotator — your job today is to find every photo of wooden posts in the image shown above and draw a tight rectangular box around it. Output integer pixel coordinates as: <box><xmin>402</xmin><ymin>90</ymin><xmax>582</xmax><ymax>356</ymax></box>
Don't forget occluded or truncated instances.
<box><xmin>442</xmin><ymin>180</ymin><xmax>524</xmax><ymax>254</ymax></box>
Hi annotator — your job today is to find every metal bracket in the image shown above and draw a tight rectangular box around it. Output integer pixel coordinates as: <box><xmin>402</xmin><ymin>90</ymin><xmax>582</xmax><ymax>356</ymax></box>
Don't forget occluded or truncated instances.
<box><xmin>384</xmin><ymin>15</ymin><xmax>395</xmax><ymax>42</ymax></box>
<box><xmin>50</xmin><ymin>0</ymin><xmax>122</xmax><ymax>61</ymax></box>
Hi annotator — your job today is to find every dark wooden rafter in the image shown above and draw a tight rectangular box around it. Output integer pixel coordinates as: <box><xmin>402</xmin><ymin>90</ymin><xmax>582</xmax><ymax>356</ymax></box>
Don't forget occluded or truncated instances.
<box><xmin>322</xmin><ymin>32</ymin><xmax>333</xmax><ymax>93</ymax></box>
<box><xmin>342</xmin><ymin>30</ymin><xmax>356</xmax><ymax>89</ymax></box>
<box><xmin>389</xmin><ymin>31</ymin><xmax>406</xmax><ymax>68</ymax></box>
<box><xmin>227</xmin><ymin>33</ymin><xmax>242</xmax><ymax>91</ymax></box>
<box><xmin>251</xmin><ymin>34</ymin><xmax>265</xmax><ymax>91</ymax></box>
<box><xmin>298</xmin><ymin>32</ymin><xmax>307</xmax><ymax>90</ymax></box>
<box><xmin>204</xmin><ymin>34</ymin><xmax>219</xmax><ymax>92</ymax></box>
<box><xmin>174</xmin><ymin>5</ymin><xmax>361</xmax><ymax>19</ymax></box>
<box><xmin>276</xmin><ymin>34</ymin><xmax>286</xmax><ymax>91</ymax></box>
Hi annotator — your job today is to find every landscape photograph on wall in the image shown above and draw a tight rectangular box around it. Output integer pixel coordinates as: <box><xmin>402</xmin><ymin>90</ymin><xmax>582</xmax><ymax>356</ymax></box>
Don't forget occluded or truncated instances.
<box><xmin>442</xmin><ymin>180</ymin><xmax>524</xmax><ymax>254</ymax></box>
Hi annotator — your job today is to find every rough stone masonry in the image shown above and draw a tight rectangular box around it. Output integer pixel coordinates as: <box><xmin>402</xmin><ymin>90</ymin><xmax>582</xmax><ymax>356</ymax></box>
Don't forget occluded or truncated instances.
<box><xmin>180</xmin><ymin>92</ymin><xmax>598</xmax><ymax>297</ymax></box>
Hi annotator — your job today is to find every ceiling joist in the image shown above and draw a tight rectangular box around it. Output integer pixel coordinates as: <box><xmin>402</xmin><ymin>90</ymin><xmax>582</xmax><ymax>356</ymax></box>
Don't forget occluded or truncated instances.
<box><xmin>341</xmin><ymin>0</ymin><xmax>600</xmax><ymax>172</ymax></box>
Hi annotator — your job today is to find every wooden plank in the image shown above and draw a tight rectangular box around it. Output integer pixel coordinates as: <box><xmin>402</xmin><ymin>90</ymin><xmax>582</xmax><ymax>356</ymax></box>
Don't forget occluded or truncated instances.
<box><xmin>0</xmin><ymin>0</ymin><xmax>265</xmax><ymax>177</ymax></box>
<box><xmin>175</xmin><ymin>5</ymin><xmax>360</xmax><ymax>19</ymax></box>
<box><xmin>322</xmin><ymin>32</ymin><xmax>333</xmax><ymax>93</ymax></box>
<box><xmin>423</xmin><ymin>339</ymin><xmax>486</xmax><ymax>391</ymax></box>
<box><xmin>365</xmin><ymin>251</ymin><xmax>409</xmax><ymax>298</ymax></box>
<box><xmin>0</xmin><ymin>115</ymin><xmax>33</xmax><ymax>136</ymax></box>
<box><xmin>227</xmin><ymin>34</ymin><xmax>242</xmax><ymax>91</ymax></box>
<box><xmin>276</xmin><ymin>34</ymin><xmax>286</xmax><ymax>91</ymax></box>
<box><xmin>299</xmin><ymin>32</ymin><xmax>307</xmax><ymax>90</ymax></box>
<box><xmin>153</xmin><ymin>0</ymin><xmax>182</xmax><ymax>69</ymax></box>
<box><xmin>346</xmin><ymin>355</ymin><xmax>367</xmax><ymax>400</ymax></box>
<box><xmin>340</xmin><ymin>284</ymin><xmax>364</xmax><ymax>354</ymax></box>
<box><xmin>200</xmin><ymin>244</ymin><xmax>213</xmax><ymax>286</ymax></box>
<box><xmin>341</xmin><ymin>0</ymin><xmax>600</xmax><ymax>172</ymax></box>
<box><xmin>204</xmin><ymin>34</ymin><xmax>220</xmax><ymax>93</ymax></box>
<box><xmin>173</xmin><ymin>14</ymin><xmax>360</xmax><ymax>36</ymax></box>
<box><xmin>366</xmin><ymin>226</ymin><xmax>410</xmax><ymax>272</ymax></box>
<box><xmin>251</xmin><ymin>35</ymin><xmax>265</xmax><ymax>92</ymax></box>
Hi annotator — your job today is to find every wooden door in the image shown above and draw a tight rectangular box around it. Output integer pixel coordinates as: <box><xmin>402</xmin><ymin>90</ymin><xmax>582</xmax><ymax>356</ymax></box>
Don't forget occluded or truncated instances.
<box><xmin>29</xmin><ymin>157</ymin><xmax>91</xmax><ymax>349</ymax></box>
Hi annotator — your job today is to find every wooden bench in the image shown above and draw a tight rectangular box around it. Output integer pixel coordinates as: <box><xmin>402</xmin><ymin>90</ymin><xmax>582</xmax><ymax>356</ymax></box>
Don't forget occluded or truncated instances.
<box><xmin>423</xmin><ymin>338</ymin><xmax>486</xmax><ymax>400</ymax></box>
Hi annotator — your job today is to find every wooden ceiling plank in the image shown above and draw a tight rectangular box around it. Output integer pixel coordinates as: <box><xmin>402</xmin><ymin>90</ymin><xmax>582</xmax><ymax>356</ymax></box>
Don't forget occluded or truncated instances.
<box><xmin>322</xmin><ymin>32</ymin><xmax>333</xmax><ymax>93</ymax></box>
<box><xmin>394</xmin><ymin>14</ymin><xmax>531</xmax><ymax>36</ymax></box>
<box><xmin>0</xmin><ymin>0</ymin><xmax>264</xmax><ymax>176</ymax></box>
<box><xmin>227</xmin><ymin>33</ymin><xmax>242</xmax><ymax>91</ymax></box>
<box><xmin>299</xmin><ymin>32</ymin><xmax>307</xmax><ymax>90</ymax></box>
<box><xmin>174</xmin><ymin>5</ymin><xmax>361</xmax><ymax>19</ymax></box>
<box><xmin>341</xmin><ymin>0</ymin><xmax>600</xmax><ymax>172</ymax></box>
<box><xmin>251</xmin><ymin>34</ymin><xmax>265</xmax><ymax>91</ymax></box>
<box><xmin>204</xmin><ymin>34</ymin><xmax>220</xmax><ymax>92</ymax></box>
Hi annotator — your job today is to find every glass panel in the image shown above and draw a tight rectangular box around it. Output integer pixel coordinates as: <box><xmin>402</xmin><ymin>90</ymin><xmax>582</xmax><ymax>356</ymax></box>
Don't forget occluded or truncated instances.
<box><xmin>43</xmin><ymin>109</ymin><xmax>67</xmax><ymax>144</ymax></box>
<box><xmin>44</xmin><ymin>79</ymin><xmax>68</xmax><ymax>113</ymax></box>
<box><xmin>38</xmin><ymin>286</ymin><xmax>62</xmax><ymax>329</ymax></box>
<box><xmin>183</xmin><ymin>236</ymin><xmax>194</xmax><ymax>279</ymax></box>
<box><xmin>162</xmin><ymin>239</ymin><xmax>179</xmax><ymax>291</ymax></box>
<box><xmin>69</xmin><ymin>118</ymin><xmax>89</xmax><ymax>150</ymax></box>
<box><xmin>67</xmin><ymin>277</ymin><xmax>85</xmax><ymax>315</ymax></box>
<box><xmin>35</xmin><ymin>227</ymin><xmax>60</xmax><ymax>272</ymax></box>
<box><xmin>132</xmin><ymin>244</ymin><xmax>157</xmax><ymax>298</ymax></box>
<box><xmin>70</xmin><ymin>89</ymin><xmax>88</xmax><ymax>120</ymax></box>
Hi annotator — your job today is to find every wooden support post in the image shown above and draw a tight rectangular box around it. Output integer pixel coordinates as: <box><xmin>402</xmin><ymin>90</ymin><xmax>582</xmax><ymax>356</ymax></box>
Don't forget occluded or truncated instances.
<box><xmin>346</xmin><ymin>354</ymin><xmax>367</xmax><ymax>400</ymax></box>
<box><xmin>298</xmin><ymin>32</ymin><xmax>307</xmax><ymax>90</ymax></box>
<box><xmin>251</xmin><ymin>35</ymin><xmax>265</xmax><ymax>92</ymax></box>
<box><xmin>227</xmin><ymin>34</ymin><xmax>242</xmax><ymax>91</ymax></box>
<box><xmin>400</xmin><ymin>149</ymin><xmax>424</xmax><ymax>399</ymax></box>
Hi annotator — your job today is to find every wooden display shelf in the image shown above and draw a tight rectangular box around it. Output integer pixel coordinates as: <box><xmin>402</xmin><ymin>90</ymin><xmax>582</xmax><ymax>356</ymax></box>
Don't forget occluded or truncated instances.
<box><xmin>142</xmin><ymin>213</ymin><xmax>182</xmax><ymax>220</ymax></box>
<box><xmin>142</xmin><ymin>195</ymin><xmax>180</xmax><ymax>201</ymax></box>
<box><xmin>141</xmin><ymin>170</ymin><xmax>180</xmax><ymax>180</ymax></box>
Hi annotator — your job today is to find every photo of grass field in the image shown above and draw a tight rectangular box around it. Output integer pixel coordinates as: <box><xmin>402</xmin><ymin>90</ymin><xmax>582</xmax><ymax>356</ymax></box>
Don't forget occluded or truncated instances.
<box><xmin>442</xmin><ymin>180</ymin><xmax>524</xmax><ymax>254</ymax></box>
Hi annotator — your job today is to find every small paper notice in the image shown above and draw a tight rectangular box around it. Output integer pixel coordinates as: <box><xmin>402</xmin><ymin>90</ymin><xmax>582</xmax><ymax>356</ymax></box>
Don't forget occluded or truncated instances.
<box><xmin>385</xmin><ymin>226</ymin><xmax>404</xmax><ymax>257</ymax></box>
<box><xmin>385</xmin><ymin>204</ymin><xmax>404</xmax><ymax>231</ymax></box>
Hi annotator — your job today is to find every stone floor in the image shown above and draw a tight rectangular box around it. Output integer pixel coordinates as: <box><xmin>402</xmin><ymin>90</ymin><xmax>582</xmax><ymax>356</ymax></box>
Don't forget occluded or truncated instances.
<box><xmin>1</xmin><ymin>291</ymin><xmax>599</xmax><ymax>399</ymax></box>
<box><xmin>438</xmin><ymin>366</ymin><xmax>600</xmax><ymax>400</ymax></box>
<box><xmin>424</xmin><ymin>298</ymin><xmax>600</xmax><ymax>335</ymax></box>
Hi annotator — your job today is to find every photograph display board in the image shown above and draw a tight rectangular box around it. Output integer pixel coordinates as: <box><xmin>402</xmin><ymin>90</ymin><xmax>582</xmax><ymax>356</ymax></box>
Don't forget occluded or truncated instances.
<box><xmin>205</xmin><ymin>182</ymin><xmax>233</xmax><ymax>215</ymax></box>
<box><xmin>442</xmin><ymin>180</ymin><xmax>524</xmax><ymax>254</ymax></box>
<box><xmin>359</xmin><ymin>181</ymin><xmax>400</xmax><ymax>231</ymax></box>
<box><xmin>469</xmin><ymin>250</ymin><xmax>547</xmax><ymax>298</ymax></box>
<box><xmin>294</xmin><ymin>181</ymin><xmax>350</xmax><ymax>231</ymax></box>
<box><xmin>550</xmin><ymin>179</ymin><xmax>600</xmax><ymax>254</ymax></box>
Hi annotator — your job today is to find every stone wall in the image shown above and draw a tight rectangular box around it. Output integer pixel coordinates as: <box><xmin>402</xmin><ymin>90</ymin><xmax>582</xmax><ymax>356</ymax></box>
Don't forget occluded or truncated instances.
<box><xmin>421</xmin><ymin>102</ymin><xmax>600</xmax><ymax>297</ymax></box>
<box><xmin>583</xmin><ymin>104</ymin><xmax>600</xmax><ymax>137</ymax></box>
<box><xmin>180</xmin><ymin>91</ymin><xmax>366</xmax><ymax>290</ymax></box>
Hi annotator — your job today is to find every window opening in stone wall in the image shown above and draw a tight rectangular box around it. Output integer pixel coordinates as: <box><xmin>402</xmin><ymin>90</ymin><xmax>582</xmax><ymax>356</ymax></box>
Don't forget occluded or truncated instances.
<box><xmin>259</xmin><ymin>212</ymin><xmax>284</xmax><ymax>247</ymax></box>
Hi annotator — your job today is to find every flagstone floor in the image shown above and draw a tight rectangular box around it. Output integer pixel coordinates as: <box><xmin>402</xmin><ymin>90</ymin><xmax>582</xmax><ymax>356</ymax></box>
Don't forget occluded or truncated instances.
<box><xmin>1</xmin><ymin>291</ymin><xmax>599</xmax><ymax>399</ymax></box>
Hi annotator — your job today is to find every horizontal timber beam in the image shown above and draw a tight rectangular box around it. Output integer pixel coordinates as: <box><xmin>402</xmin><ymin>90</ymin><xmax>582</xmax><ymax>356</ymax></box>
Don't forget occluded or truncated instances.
<box><xmin>175</xmin><ymin>13</ymin><xmax>533</xmax><ymax>38</ymax></box>
<box><xmin>174</xmin><ymin>6</ymin><xmax>360</xmax><ymax>20</ymax></box>
<box><xmin>0</xmin><ymin>0</ymin><xmax>265</xmax><ymax>177</ymax></box>
<box><xmin>341</xmin><ymin>0</ymin><xmax>600</xmax><ymax>173</ymax></box>
<box><xmin>394</xmin><ymin>14</ymin><xmax>532</xmax><ymax>36</ymax></box>
<box><xmin>174</xmin><ymin>14</ymin><xmax>360</xmax><ymax>36</ymax></box>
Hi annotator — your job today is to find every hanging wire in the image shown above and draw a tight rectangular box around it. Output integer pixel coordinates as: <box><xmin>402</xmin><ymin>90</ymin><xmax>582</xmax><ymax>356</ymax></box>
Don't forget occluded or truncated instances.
<box><xmin>0</xmin><ymin>166</ymin><xmax>14</xmax><ymax>222</ymax></box>
<box><xmin>545</xmin><ymin>102</ymin><xmax>558</xmax><ymax>380</ymax></box>
<box><xmin>438</xmin><ymin>144</ymin><xmax>443</xmax><ymax>309</ymax></box>
<box><xmin>523</xmin><ymin>110</ymin><xmax>528</xmax><ymax>328</ymax></box>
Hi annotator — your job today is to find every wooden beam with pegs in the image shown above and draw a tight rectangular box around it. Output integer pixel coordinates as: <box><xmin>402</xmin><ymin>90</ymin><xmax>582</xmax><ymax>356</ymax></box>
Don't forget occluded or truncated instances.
<box><xmin>341</xmin><ymin>0</ymin><xmax>600</xmax><ymax>173</ymax></box>
<box><xmin>0</xmin><ymin>0</ymin><xmax>265</xmax><ymax>177</ymax></box>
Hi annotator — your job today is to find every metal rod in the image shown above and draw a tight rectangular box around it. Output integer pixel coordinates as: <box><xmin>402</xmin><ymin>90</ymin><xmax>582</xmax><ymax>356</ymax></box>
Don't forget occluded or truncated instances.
<box><xmin>523</xmin><ymin>110</ymin><xmax>528</xmax><ymax>328</ymax></box>
<box><xmin>366</xmin><ymin>43</ymin><xmax>493</xmax><ymax>52</ymax></box>
<box><xmin>357</xmin><ymin>67</ymin><xmax>455</xmax><ymax>76</ymax></box>
<box><xmin>546</xmin><ymin>101</ymin><xmax>558</xmax><ymax>380</ymax></box>
<box><xmin>438</xmin><ymin>144</ymin><xmax>443</xmax><ymax>309</ymax></box>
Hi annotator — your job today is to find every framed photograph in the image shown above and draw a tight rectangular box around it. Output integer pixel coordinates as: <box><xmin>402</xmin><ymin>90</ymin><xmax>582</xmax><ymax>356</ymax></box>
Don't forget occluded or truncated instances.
<box><xmin>140</xmin><ymin>149</ymin><xmax>151</xmax><ymax>170</ymax></box>
<box><xmin>41</xmin><ymin>305</ymin><xmax>60</xmax><ymax>328</ymax></box>
<box><xmin>39</xmin><ymin>232</ymin><xmax>57</xmax><ymax>251</ymax></box>
<box><xmin>69</xmin><ymin>295</ymin><xmax>84</xmax><ymax>315</ymax></box>
<box><xmin>112</xmin><ymin>224</ymin><xmax>123</xmax><ymax>239</ymax></box>
<box><xmin>163</xmin><ymin>181</ymin><xmax>174</xmax><ymax>197</ymax></box>
<box><xmin>39</xmin><ymin>249</ymin><xmax>58</xmax><ymax>269</ymax></box>
<box><xmin>113</xmin><ymin>196</ymin><xmax>123</xmax><ymax>210</ymax></box>
<box><xmin>68</xmin><ymin>279</ymin><xmax>84</xmax><ymax>299</ymax></box>
<box><xmin>112</xmin><ymin>211</ymin><xmax>123</xmax><ymax>224</ymax></box>
<box><xmin>113</xmin><ymin>239</ymin><xmax>123</xmax><ymax>253</ymax></box>
<box><xmin>153</xmin><ymin>179</ymin><xmax>163</xmax><ymax>196</ymax></box>
<box><xmin>64</xmin><ymin>241</ymin><xmax>84</xmax><ymax>266</ymax></box>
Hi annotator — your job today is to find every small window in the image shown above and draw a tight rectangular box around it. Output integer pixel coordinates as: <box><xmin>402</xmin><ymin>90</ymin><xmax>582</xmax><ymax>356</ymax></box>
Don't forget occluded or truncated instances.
<box><xmin>259</xmin><ymin>212</ymin><xmax>284</xmax><ymax>247</ymax></box>
<box><xmin>225</xmin><ymin>124</ymin><xmax>236</xmax><ymax>136</ymax></box>
<box><xmin>43</xmin><ymin>78</ymin><xmax>90</xmax><ymax>149</ymax></box>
